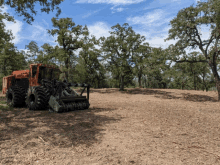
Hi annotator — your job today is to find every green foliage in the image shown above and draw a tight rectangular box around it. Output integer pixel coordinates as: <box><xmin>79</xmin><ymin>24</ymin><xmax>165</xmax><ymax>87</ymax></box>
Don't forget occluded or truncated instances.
<box><xmin>0</xmin><ymin>0</ymin><xmax>64</xmax><ymax>24</ymax></box>
<box><xmin>0</xmin><ymin>40</ymin><xmax>29</xmax><ymax>91</ymax></box>
<box><xmin>1</xmin><ymin>0</ymin><xmax>220</xmax><ymax>94</ymax></box>
<box><xmin>47</xmin><ymin>17</ymin><xmax>88</xmax><ymax>82</ymax></box>
<box><xmin>132</xmin><ymin>42</ymin><xmax>151</xmax><ymax>87</ymax></box>
<box><xmin>163</xmin><ymin>0</ymin><xmax>220</xmax><ymax>98</ymax></box>
<box><xmin>74</xmin><ymin>31</ymin><xmax>107</xmax><ymax>87</ymax></box>
<box><xmin>25</xmin><ymin>41</ymin><xmax>39</xmax><ymax>63</ymax></box>
<box><xmin>145</xmin><ymin>68</ymin><xmax>165</xmax><ymax>88</ymax></box>
<box><xmin>99</xmin><ymin>23</ymin><xmax>145</xmax><ymax>90</ymax></box>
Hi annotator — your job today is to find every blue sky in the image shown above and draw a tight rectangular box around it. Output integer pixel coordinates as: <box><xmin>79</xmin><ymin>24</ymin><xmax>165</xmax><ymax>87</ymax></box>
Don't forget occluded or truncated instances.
<box><xmin>1</xmin><ymin>0</ymin><xmax>212</xmax><ymax>65</ymax></box>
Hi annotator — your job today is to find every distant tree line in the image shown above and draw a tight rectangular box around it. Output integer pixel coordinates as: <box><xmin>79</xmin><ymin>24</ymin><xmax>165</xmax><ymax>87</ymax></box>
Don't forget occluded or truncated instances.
<box><xmin>0</xmin><ymin>0</ymin><xmax>220</xmax><ymax>98</ymax></box>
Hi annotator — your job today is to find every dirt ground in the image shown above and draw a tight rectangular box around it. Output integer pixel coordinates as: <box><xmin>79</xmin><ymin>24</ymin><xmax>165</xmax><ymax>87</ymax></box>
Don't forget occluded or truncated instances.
<box><xmin>1</xmin><ymin>88</ymin><xmax>220</xmax><ymax>165</ymax></box>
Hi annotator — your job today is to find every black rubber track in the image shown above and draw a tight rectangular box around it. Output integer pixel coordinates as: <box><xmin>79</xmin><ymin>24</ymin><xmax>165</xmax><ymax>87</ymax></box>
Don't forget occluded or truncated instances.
<box><xmin>6</xmin><ymin>85</ymin><xmax>26</xmax><ymax>107</ymax></box>
<box><xmin>26</xmin><ymin>86</ymin><xmax>50</xmax><ymax>110</ymax></box>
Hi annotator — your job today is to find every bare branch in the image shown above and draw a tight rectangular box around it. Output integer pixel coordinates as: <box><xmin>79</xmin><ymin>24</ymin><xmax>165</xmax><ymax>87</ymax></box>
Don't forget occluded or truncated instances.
<box><xmin>205</xmin><ymin>33</ymin><xmax>215</xmax><ymax>56</ymax></box>
<box><xmin>194</xmin><ymin>25</ymin><xmax>206</xmax><ymax>53</ymax></box>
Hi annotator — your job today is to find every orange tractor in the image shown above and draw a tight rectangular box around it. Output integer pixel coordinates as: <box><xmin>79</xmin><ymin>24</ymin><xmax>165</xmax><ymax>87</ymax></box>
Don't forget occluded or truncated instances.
<box><xmin>2</xmin><ymin>63</ymin><xmax>90</xmax><ymax>112</ymax></box>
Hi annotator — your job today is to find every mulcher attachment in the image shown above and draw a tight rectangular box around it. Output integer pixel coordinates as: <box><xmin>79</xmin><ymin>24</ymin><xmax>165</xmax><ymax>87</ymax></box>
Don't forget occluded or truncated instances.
<box><xmin>47</xmin><ymin>80</ymin><xmax>90</xmax><ymax>113</ymax></box>
<box><xmin>49</xmin><ymin>95</ymin><xmax>89</xmax><ymax>112</ymax></box>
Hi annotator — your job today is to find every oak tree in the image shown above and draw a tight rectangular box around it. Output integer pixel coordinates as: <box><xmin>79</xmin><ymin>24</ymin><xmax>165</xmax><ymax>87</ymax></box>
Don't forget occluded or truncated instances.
<box><xmin>132</xmin><ymin>42</ymin><xmax>151</xmax><ymax>87</ymax></box>
<box><xmin>47</xmin><ymin>17</ymin><xmax>88</xmax><ymax>82</ymax></box>
<box><xmin>164</xmin><ymin>0</ymin><xmax>220</xmax><ymax>99</ymax></box>
<box><xmin>99</xmin><ymin>23</ymin><xmax>145</xmax><ymax>91</ymax></box>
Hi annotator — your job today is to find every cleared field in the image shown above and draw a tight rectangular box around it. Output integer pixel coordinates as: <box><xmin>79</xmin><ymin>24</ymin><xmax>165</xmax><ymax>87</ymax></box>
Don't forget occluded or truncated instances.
<box><xmin>1</xmin><ymin>88</ymin><xmax>220</xmax><ymax>165</ymax></box>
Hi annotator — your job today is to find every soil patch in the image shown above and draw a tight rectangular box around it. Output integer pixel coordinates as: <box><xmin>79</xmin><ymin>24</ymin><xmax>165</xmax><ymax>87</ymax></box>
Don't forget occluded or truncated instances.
<box><xmin>1</xmin><ymin>88</ymin><xmax>220</xmax><ymax>164</ymax></box>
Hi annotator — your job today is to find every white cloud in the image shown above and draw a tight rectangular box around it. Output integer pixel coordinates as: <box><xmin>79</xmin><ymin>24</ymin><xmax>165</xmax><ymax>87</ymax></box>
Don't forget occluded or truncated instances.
<box><xmin>82</xmin><ymin>12</ymin><xmax>93</xmax><ymax>18</ymax></box>
<box><xmin>82</xmin><ymin>8</ymin><xmax>104</xmax><ymax>18</ymax></box>
<box><xmin>18</xmin><ymin>49</ymin><xmax>29</xmax><ymax>54</ymax></box>
<box><xmin>87</xmin><ymin>22</ymin><xmax>111</xmax><ymax>40</ymax></box>
<box><xmin>41</xmin><ymin>19</ymin><xmax>49</xmax><ymax>29</ymax></box>
<box><xmin>20</xmin><ymin>20</ymin><xmax>58</xmax><ymax>46</ymax></box>
<box><xmin>135</xmin><ymin>25</ymin><xmax>209</xmax><ymax>57</ymax></box>
<box><xmin>85</xmin><ymin>22</ymin><xmax>112</xmax><ymax>52</ymax></box>
<box><xmin>111</xmin><ymin>7</ymin><xmax>127</xmax><ymax>13</ymax></box>
<box><xmin>31</xmin><ymin>25</ymin><xmax>45</xmax><ymax>38</ymax></box>
<box><xmin>194</xmin><ymin>0</ymin><xmax>200</xmax><ymax>4</ymax></box>
<box><xmin>75</xmin><ymin>0</ymin><xmax>144</xmax><ymax>5</ymax></box>
<box><xmin>86</xmin><ymin>21</ymin><xmax>176</xmax><ymax>51</ymax></box>
<box><xmin>126</xmin><ymin>9</ymin><xmax>174</xmax><ymax>48</ymax></box>
<box><xmin>126</xmin><ymin>9</ymin><xmax>174</xmax><ymax>30</ymax></box>
<box><xmin>127</xmin><ymin>9</ymin><xmax>165</xmax><ymax>25</ymax></box>
<box><xmin>115</xmin><ymin>7</ymin><xmax>125</xmax><ymax>12</ymax></box>
<box><xmin>0</xmin><ymin>5</ymin><xmax>8</xmax><ymax>13</ymax></box>
<box><xmin>1</xmin><ymin>5</ymin><xmax>23</xmax><ymax>44</ymax></box>
<box><xmin>3</xmin><ymin>20</ymin><xmax>23</xmax><ymax>44</ymax></box>
<box><xmin>143</xmin><ymin>0</ymin><xmax>182</xmax><ymax>10</ymax></box>
<box><xmin>1</xmin><ymin>6</ymin><xmax>56</xmax><ymax>46</ymax></box>
<box><xmin>146</xmin><ymin>35</ymin><xmax>177</xmax><ymax>49</ymax></box>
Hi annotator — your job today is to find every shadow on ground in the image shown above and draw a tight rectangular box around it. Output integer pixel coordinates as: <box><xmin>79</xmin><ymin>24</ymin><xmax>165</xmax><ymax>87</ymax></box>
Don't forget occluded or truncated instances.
<box><xmin>180</xmin><ymin>93</ymin><xmax>217</xmax><ymax>102</ymax></box>
<box><xmin>131</xmin><ymin>88</ymin><xmax>218</xmax><ymax>102</ymax></box>
<box><xmin>87</xmin><ymin>88</ymin><xmax>218</xmax><ymax>102</ymax></box>
<box><xmin>0</xmin><ymin>100</ymin><xmax>122</xmax><ymax>152</ymax></box>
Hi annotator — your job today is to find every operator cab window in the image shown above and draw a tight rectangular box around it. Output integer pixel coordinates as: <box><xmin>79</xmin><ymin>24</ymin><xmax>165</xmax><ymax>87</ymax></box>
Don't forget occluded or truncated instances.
<box><xmin>32</xmin><ymin>65</ymin><xmax>37</xmax><ymax>77</ymax></box>
<box><xmin>38</xmin><ymin>66</ymin><xmax>46</xmax><ymax>81</ymax></box>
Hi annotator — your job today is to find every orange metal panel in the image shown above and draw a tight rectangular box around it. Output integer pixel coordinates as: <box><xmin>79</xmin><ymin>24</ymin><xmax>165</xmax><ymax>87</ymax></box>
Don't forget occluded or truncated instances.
<box><xmin>2</xmin><ymin>75</ymin><xmax>14</xmax><ymax>94</ymax></box>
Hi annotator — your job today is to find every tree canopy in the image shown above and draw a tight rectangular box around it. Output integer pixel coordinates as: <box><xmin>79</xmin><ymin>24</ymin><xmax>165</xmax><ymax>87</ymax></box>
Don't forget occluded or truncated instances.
<box><xmin>99</xmin><ymin>23</ymin><xmax>145</xmax><ymax>90</ymax></box>
<box><xmin>0</xmin><ymin>0</ymin><xmax>64</xmax><ymax>24</ymax></box>
<box><xmin>164</xmin><ymin>0</ymin><xmax>220</xmax><ymax>99</ymax></box>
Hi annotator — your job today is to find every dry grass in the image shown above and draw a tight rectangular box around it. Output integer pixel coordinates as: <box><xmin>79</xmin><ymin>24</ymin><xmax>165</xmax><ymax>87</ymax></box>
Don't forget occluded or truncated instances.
<box><xmin>0</xmin><ymin>88</ymin><xmax>220</xmax><ymax>164</ymax></box>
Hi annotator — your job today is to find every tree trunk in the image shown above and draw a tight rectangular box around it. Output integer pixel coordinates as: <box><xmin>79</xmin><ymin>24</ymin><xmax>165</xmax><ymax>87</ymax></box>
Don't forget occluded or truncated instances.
<box><xmin>97</xmin><ymin>77</ymin><xmax>100</xmax><ymax>88</ymax></box>
<box><xmin>120</xmin><ymin>75</ymin><xmax>125</xmax><ymax>91</ymax></box>
<box><xmin>64</xmin><ymin>58</ymin><xmax>69</xmax><ymax>82</ymax></box>
<box><xmin>138</xmin><ymin>74</ymin><xmax>142</xmax><ymax>88</ymax></box>
<box><xmin>202</xmin><ymin>73</ymin><xmax>205</xmax><ymax>91</ymax></box>
<box><xmin>144</xmin><ymin>75</ymin><xmax>147</xmax><ymax>88</ymax></box>
<box><xmin>215</xmin><ymin>80</ymin><xmax>220</xmax><ymax>100</ymax></box>
<box><xmin>208</xmin><ymin>60</ymin><xmax>220</xmax><ymax>100</ymax></box>
<box><xmin>194</xmin><ymin>72</ymin><xmax>196</xmax><ymax>90</ymax></box>
<box><xmin>118</xmin><ymin>79</ymin><xmax>120</xmax><ymax>88</ymax></box>
<box><xmin>163</xmin><ymin>82</ymin><xmax>167</xmax><ymax>89</ymax></box>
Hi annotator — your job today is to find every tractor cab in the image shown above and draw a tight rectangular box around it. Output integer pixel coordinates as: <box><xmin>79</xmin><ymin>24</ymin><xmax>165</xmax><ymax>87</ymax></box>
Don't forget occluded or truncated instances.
<box><xmin>28</xmin><ymin>64</ymin><xmax>62</xmax><ymax>85</ymax></box>
<box><xmin>38</xmin><ymin>65</ymin><xmax>61</xmax><ymax>82</ymax></box>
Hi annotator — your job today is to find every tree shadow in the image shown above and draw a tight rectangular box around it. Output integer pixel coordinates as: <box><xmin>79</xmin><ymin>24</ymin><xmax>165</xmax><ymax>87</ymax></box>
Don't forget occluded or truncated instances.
<box><xmin>84</xmin><ymin>88</ymin><xmax>182</xmax><ymax>99</ymax></box>
<box><xmin>125</xmin><ymin>88</ymin><xmax>182</xmax><ymax>99</ymax></box>
<box><xmin>181</xmin><ymin>93</ymin><xmax>218</xmax><ymax>102</ymax></box>
<box><xmin>0</xmin><ymin>105</ymin><xmax>122</xmax><ymax>155</ymax></box>
<box><xmin>84</xmin><ymin>88</ymin><xmax>127</xmax><ymax>94</ymax></box>
<box><xmin>90</xmin><ymin>88</ymin><xmax>218</xmax><ymax>103</ymax></box>
<box><xmin>127</xmin><ymin>88</ymin><xmax>218</xmax><ymax>102</ymax></box>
